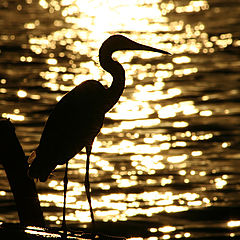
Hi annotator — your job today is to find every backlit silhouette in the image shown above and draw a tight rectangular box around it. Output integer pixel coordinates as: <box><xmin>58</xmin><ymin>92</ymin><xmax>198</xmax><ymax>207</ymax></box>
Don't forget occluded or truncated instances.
<box><xmin>28</xmin><ymin>34</ymin><xmax>170</xmax><ymax>233</ymax></box>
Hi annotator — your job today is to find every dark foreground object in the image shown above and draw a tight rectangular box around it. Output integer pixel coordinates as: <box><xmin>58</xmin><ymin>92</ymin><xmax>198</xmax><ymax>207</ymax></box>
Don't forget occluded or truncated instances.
<box><xmin>0</xmin><ymin>118</ymin><xmax>126</xmax><ymax>239</ymax></box>
<box><xmin>0</xmin><ymin>223</ymin><xmax>126</xmax><ymax>240</ymax></box>
<box><xmin>0</xmin><ymin>118</ymin><xmax>45</xmax><ymax>227</ymax></box>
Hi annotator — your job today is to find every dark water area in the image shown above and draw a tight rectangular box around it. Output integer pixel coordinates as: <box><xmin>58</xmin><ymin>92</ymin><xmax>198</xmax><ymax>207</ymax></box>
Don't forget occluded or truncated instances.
<box><xmin>0</xmin><ymin>1</ymin><xmax>240</xmax><ymax>239</ymax></box>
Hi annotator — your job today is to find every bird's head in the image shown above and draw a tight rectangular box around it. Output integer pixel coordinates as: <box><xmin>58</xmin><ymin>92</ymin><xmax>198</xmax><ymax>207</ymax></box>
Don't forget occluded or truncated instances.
<box><xmin>99</xmin><ymin>34</ymin><xmax>171</xmax><ymax>73</ymax></box>
<box><xmin>99</xmin><ymin>34</ymin><xmax>171</xmax><ymax>57</ymax></box>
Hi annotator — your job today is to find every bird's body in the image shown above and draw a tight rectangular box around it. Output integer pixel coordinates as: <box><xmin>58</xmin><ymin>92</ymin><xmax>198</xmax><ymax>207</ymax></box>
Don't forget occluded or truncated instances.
<box><xmin>30</xmin><ymin>80</ymin><xmax>108</xmax><ymax>181</ymax></box>
<box><xmin>28</xmin><ymin>34</ymin><xmax>170</xmax><ymax>234</ymax></box>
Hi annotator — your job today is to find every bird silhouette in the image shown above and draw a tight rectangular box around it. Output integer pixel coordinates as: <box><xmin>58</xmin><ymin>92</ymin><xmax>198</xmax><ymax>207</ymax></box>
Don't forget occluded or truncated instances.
<box><xmin>28</xmin><ymin>34</ymin><xmax>170</xmax><ymax>234</ymax></box>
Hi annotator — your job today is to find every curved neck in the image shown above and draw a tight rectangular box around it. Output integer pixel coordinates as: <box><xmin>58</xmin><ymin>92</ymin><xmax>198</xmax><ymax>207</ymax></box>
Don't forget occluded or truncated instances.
<box><xmin>99</xmin><ymin>48</ymin><xmax>125</xmax><ymax>111</ymax></box>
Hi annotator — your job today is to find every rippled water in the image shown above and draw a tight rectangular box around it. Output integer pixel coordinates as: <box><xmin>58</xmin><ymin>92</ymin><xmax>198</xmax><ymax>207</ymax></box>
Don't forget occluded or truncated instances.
<box><xmin>0</xmin><ymin>0</ymin><xmax>240</xmax><ymax>239</ymax></box>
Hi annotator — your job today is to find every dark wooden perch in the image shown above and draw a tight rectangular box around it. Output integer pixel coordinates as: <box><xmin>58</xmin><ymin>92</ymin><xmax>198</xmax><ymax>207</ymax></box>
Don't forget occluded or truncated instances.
<box><xmin>0</xmin><ymin>118</ymin><xmax>126</xmax><ymax>239</ymax></box>
<box><xmin>0</xmin><ymin>118</ymin><xmax>45</xmax><ymax>227</ymax></box>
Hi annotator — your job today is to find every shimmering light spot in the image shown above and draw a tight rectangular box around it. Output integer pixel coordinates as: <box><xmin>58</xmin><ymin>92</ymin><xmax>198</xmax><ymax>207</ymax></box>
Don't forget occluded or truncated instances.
<box><xmin>17</xmin><ymin>4</ymin><xmax>22</xmax><ymax>11</ymax></box>
<box><xmin>227</xmin><ymin>220</ymin><xmax>240</xmax><ymax>228</ymax></box>
<box><xmin>40</xmin><ymin>71</ymin><xmax>58</xmax><ymax>80</ymax></box>
<box><xmin>158</xmin><ymin>101</ymin><xmax>198</xmax><ymax>119</ymax></box>
<box><xmin>39</xmin><ymin>0</ymin><xmax>48</xmax><ymax>9</ymax></box>
<box><xmin>158</xmin><ymin>226</ymin><xmax>176</xmax><ymax>233</ymax></box>
<box><xmin>184</xmin><ymin>179</ymin><xmax>190</xmax><ymax>183</ymax></box>
<box><xmin>2</xmin><ymin>113</ymin><xmax>25</xmax><ymax>121</ymax></box>
<box><xmin>182</xmin><ymin>193</ymin><xmax>199</xmax><ymax>201</ymax></box>
<box><xmin>190</xmin><ymin>171</ymin><xmax>195</xmax><ymax>176</ymax></box>
<box><xmin>191</xmin><ymin>151</ymin><xmax>202</xmax><ymax>156</ymax></box>
<box><xmin>176</xmin><ymin>1</ymin><xmax>209</xmax><ymax>13</ymax></box>
<box><xmin>149</xmin><ymin>228</ymin><xmax>157</xmax><ymax>233</ymax></box>
<box><xmin>46</xmin><ymin>58</ymin><xmax>58</xmax><ymax>65</ymax></box>
<box><xmin>174</xmin><ymin>67</ymin><xmax>198</xmax><ymax>77</ymax></box>
<box><xmin>0</xmin><ymin>79</ymin><xmax>6</xmax><ymax>84</ymax></box>
<box><xmin>172</xmin><ymin>141</ymin><xmax>187</xmax><ymax>147</ymax></box>
<box><xmin>187</xmin><ymin>200</ymin><xmax>202</xmax><ymax>206</ymax></box>
<box><xmin>101</xmin><ymin>118</ymin><xmax>160</xmax><ymax>135</ymax></box>
<box><xmin>191</xmin><ymin>133</ymin><xmax>213</xmax><ymax>141</ymax></box>
<box><xmin>127</xmin><ymin>238</ymin><xmax>143</xmax><ymax>240</ymax></box>
<box><xmin>25</xmin><ymin>227</ymin><xmax>61</xmax><ymax>238</ymax></box>
<box><xmin>222</xmin><ymin>142</ymin><xmax>230</xmax><ymax>148</ymax></box>
<box><xmin>172</xmin><ymin>56</ymin><xmax>191</xmax><ymax>64</ymax></box>
<box><xmin>0</xmin><ymin>191</ymin><xmax>6</xmax><ymax>196</ymax></box>
<box><xmin>179</xmin><ymin>170</ymin><xmax>186</xmax><ymax>176</ymax></box>
<box><xmin>167</xmin><ymin>154</ymin><xmax>187</xmax><ymax>163</ymax></box>
<box><xmin>24</xmin><ymin>23</ymin><xmax>36</xmax><ymax>29</ymax></box>
<box><xmin>17</xmin><ymin>90</ymin><xmax>27</xmax><ymax>98</ymax></box>
<box><xmin>46</xmin><ymin>216</ymin><xmax>58</xmax><ymax>221</ymax></box>
<box><xmin>184</xmin><ymin>232</ymin><xmax>191</xmax><ymax>238</ymax></box>
<box><xmin>202</xmin><ymin>95</ymin><xmax>209</xmax><ymax>101</ymax></box>
<box><xmin>31</xmin><ymin>94</ymin><xmax>41</xmax><ymax>100</ymax></box>
<box><xmin>0</xmin><ymin>88</ymin><xmax>7</xmax><ymax>93</ymax></box>
<box><xmin>116</xmin><ymin>179</ymin><xmax>138</xmax><ymax>188</ymax></box>
<box><xmin>106</xmin><ymin>100</ymin><xmax>155</xmax><ymax>120</ymax></box>
<box><xmin>199</xmin><ymin>171</ymin><xmax>206</xmax><ymax>176</ymax></box>
<box><xmin>134</xmin><ymin>87</ymin><xmax>181</xmax><ymax>102</ymax></box>
<box><xmin>161</xmin><ymin>178</ymin><xmax>172</xmax><ymax>186</ymax></box>
<box><xmin>203</xmin><ymin>198</ymin><xmax>210</xmax><ymax>204</ymax></box>
<box><xmin>175</xmin><ymin>234</ymin><xmax>182</xmax><ymax>239</ymax></box>
<box><xmin>199</xmin><ymin>110</ymin><xmax>212</xmax><ymax>116</ymax></box>
<box><xmin>98</xmin><ymin>183</ymin><xmax>110</xmax><ymax>190</ymax></box>
<box><xmin>173</xmin><ymin>121</ymin><xmax>188</xmax><ymax>128</ymax></box>
<box><xmin>162</xmin><ymin>234</ymin><xmax>171</xmax><ymax>239</ymax></box>
<box><xmin>215</xmin><ymin>177</ymin><xmax>227</xmax><ymax>189</ymax></box>
<box><xmin>13</xmin><ymin>109</ymin><xmax>20</xmax><ymax>114</ymax></box>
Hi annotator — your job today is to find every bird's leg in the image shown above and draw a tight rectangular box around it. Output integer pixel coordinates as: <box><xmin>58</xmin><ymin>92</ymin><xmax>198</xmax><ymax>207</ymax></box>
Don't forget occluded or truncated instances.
<box><xmin>85</xmin><ymin>145</ymin><xmax>95</xmax><ymax>231</ymax></box>
<box><xmin>62</xmin><ymin>161</ymin><xmax>68</xmax><ymax>236</ymax></box>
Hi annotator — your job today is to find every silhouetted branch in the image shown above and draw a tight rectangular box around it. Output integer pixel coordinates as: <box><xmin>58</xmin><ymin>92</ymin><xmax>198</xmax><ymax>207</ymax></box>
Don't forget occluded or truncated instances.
<box><xmin>0</xmin><ymin>118</ymin><xmax>45</xmax><ymax>227</ymax></box>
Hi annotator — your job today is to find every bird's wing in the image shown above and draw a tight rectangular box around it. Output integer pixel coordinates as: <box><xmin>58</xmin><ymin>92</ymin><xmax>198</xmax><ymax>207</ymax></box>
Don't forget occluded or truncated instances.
<box><xmin>37</xmin><ymin>80</ymin><xmax>106</xmax><ymax>167</ymax></box>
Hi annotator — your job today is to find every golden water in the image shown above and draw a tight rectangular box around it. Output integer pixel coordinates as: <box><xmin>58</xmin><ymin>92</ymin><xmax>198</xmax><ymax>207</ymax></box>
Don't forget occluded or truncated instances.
<box><xmin>0</xmin><ymin>1</ymin><xmax>240</xmax><ymax>239</ymax></box>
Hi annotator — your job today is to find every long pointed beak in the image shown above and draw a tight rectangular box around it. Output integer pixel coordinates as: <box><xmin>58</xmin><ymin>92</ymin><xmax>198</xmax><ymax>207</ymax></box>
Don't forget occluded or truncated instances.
<box><xmin>114</xmin><ymin>35</ymin><xmax>171</xmax><ymax>55</ymax></box>
<box><xmin>129</xmin><ymin>41</ymin><xmax>171</xmax><ymax>55</ymax></box>
<box><xmin>124</xmin><ymin>38</ymin><xmax>171</xmax><ymax>55</ymax></box>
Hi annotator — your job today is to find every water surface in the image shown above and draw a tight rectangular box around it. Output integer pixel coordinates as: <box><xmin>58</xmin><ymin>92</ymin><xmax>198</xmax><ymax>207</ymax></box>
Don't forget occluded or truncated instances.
<box><xmin>0</xmin><ymin>1</ymin><xmax>240</xmax><ymax>239</ymax></box>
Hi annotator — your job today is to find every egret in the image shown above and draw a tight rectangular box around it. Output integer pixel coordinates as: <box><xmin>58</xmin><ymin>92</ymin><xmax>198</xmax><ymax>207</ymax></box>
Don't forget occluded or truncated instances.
<box><xmin>28</xmin><ymin>34</ymin><xmax>170</xmax><ymax>233</ymax></box>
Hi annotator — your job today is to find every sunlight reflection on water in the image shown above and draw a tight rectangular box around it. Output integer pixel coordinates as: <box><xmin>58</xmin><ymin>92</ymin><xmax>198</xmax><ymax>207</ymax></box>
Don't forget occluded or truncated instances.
<box><xmin>0</xmin><ymin>0</ymin><xmax>240</xmax><ymax>239</ymax></box>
